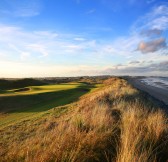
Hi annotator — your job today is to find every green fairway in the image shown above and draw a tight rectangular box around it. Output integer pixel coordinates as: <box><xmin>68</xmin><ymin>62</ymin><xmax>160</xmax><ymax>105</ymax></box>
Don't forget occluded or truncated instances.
<box><xmin>0</xmin><ymin>83</ymin><xmax>81</xmax><ymax>96</ymax></box>
<box><xmin>0</xmin><ymin>82</ymin><xmax>96</xmax><ymax>128</ymax></box>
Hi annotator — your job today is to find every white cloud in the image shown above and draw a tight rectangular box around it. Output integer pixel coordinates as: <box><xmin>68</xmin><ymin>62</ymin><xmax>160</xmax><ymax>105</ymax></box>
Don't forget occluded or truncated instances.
<box><xmin>140</xmin><ymin>28</ymin><xmax>162</xmax><ymax>36</ymax></box>
<box><xmin>8</xmin><ymin>44</ymin><xmax>31</xmax><ymax>60</ymax></box>
<box><xmin>129</xmin><ymin>61</ymin><xmax>140</xmax><ymax>64</ymax></box>
<box><xmin>27</xmin><ymin>44</ymin><xmax>49</xmax><ymax>57</ymax></box>
<box><xmin>101</xmin><ymin>61</ymin><xmax>168</xmax><ymax>76</ymax></box>
<box><xmin>137</xmin><ymin>38</ymin><xmax>167</xmax><ymax>53</ymax></box>
<box><xmin>132</xmin><ymin>5</ymin><xmax>168</xmax><ymax>32</ymax></box>
<box><xmin>0</xmin><ymin>23</ymin><xmax>103</xmax><ymax>68</ymax></box>
<box><xmin>74</xmin><ymin>37</ymin><xmax>86</xmax><ymax>41</ymax></box>
<box><xmin>0</xmin><ymin>24</ymin><xmax>51</xmax><ymax>59</ymax></box>
<box><xmin>34</xmin><ymin>31</ymin><xmax>59</xmax><ymax>39</ymax></box>
<box><xmin>0</xmin><ymin>4</ymin><xmax>168</xmax><ymax>77</ymax></box>
<box><xmin>62</xmin><ymin>44</ymin><xmax>83</xmax><ymax>53</ymax></box>
<box><xmin>105</xmin><ymin>5</ymin><xmax>168</xmax><ymax>57</ymax></box>
<box><xmin>151</xmin><ymin>16</ymin><xmax>168</xmax><ymax>30</ymax></box>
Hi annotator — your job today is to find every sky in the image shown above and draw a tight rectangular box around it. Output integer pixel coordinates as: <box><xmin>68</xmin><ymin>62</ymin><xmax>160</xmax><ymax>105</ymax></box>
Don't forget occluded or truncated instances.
<box><xmin>0</xmin><ymin>0</ymin><xmax>168</xmax><ymax>77</ymax></box>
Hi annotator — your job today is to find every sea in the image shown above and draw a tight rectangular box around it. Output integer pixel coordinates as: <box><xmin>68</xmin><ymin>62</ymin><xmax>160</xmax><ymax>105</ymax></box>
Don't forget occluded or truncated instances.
<box><xmin>140</xmin><ymin>77</ymin><xmax>168</xmax><ymax>89</ymax></box>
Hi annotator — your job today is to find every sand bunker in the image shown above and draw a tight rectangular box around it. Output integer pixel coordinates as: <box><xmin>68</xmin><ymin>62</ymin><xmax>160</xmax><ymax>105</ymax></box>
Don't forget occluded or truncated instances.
<box><xmin>14</xmin><ymin>87</ymin><xmax>31</xmax><ymax>92</ymax></box>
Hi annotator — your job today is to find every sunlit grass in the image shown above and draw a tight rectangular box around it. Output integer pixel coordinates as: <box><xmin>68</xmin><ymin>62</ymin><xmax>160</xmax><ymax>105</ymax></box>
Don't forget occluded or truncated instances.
<box><xmin>0</xmin><ymin>82</ymin><xmax>99</xmax><ymax>128</ymax></box>
<box><xmin>0</xmin><ymin>83</ymin><xmax>82</xmax><ymax>96</ymax></box>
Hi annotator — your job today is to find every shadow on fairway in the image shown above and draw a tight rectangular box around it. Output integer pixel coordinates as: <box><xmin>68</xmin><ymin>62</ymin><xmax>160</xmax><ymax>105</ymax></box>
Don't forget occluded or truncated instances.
<box><xmin>0</xmin><ymin>84</ymin><xmax>95</xmax><ymax>113</ymax></box>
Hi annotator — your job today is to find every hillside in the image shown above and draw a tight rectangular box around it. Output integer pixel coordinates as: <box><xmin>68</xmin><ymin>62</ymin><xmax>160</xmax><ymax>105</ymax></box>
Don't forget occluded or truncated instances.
<box><xmin>0</xmin><ymin>79</ymin><xmax>46</xmax><ymax>90</ymax></box>
<box><xmin>0</xmin><ymin>78</ymin><xmax>167</xmax><ymax>162</ymax></box>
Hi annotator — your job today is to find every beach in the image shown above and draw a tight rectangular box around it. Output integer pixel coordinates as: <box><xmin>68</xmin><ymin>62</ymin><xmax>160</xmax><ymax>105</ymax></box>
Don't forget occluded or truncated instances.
<box><xmin>128</xmin><ymin>77</ymin><xmax>168</xmax><ymax>106</ymax></box>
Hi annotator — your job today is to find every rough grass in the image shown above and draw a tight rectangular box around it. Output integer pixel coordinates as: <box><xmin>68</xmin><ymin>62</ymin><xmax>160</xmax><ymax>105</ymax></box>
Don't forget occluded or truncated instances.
<box><xmin>0</xmin><ymin>78</ymin><xmax>45</xmax><ymax>90</ymax></box>
<box><xmin>0</xmin><ymin>77</ymin><xmax>167</xmax><ymax>162</ymax></box>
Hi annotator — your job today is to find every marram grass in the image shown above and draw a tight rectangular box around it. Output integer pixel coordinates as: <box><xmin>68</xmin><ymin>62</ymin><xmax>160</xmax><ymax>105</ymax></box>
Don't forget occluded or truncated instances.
<box><xmin>0</xmin><ymin>78</ymin><xmax>167</xmax><ymax>162</ymax></box>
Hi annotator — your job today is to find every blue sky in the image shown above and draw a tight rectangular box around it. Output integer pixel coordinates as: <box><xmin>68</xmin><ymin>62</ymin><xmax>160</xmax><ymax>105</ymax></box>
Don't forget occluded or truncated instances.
<box><xmin>0</xmin><ymin>0</ymin><xmax>167</xmax><ymax>77</ymax></box>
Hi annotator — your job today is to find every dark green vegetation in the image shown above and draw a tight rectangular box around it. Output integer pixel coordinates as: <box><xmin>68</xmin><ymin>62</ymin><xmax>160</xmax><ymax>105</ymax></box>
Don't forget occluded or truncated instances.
<box><xmin>0</xmin><ymin>78</ymin><xmax>45</xmax><ymax>90</ymax></box>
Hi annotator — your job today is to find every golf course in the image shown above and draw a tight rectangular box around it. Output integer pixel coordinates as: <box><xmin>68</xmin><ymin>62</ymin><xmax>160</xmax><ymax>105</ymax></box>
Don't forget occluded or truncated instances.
<box><xmin>0</xmin><ymin>81</ymin><xmax>98</xmax><ymax>128</ymax></box>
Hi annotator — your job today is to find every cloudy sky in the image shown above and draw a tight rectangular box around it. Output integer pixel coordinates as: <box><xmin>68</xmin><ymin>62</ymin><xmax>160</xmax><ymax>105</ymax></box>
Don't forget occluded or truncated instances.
<box><xmin>0</xmin><ymin>0</ymin><xmax>168</xmax><ymax>77</ymax></box>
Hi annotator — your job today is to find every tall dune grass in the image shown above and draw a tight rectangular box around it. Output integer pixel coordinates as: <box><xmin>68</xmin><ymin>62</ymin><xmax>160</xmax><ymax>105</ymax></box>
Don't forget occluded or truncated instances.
<box><xmin>0</xmin><ymin>77</ymin><xmax>167</xmax><ymax>162</ymax></box>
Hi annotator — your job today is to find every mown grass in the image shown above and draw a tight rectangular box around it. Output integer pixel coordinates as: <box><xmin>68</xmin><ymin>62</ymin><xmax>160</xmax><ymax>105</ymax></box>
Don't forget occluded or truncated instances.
<box><xmin>0</xmin><ymin>82</ymin><xmax>98</xmax><ymax>128</ymax></box>
<box><xmin>0</xmin><ymin>78</ymin><xmax>167</xmax><ymax>162</ymax></box>
<box><xmin>0</xmin><ymin>83</ymin><xmax>87</xmax><ymax>96</ymax></box>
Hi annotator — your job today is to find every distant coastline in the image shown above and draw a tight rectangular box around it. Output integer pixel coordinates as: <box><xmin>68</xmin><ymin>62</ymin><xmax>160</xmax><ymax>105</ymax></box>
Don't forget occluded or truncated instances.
<box><xmin>140</xmin><ymin>77</ymin><xmax>168</xmax><ymax>89</ymax></box>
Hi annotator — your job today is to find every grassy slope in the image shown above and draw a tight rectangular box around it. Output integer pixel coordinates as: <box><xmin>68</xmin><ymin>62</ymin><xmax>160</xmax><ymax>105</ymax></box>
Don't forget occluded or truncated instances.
<box><xmin>0</xmin><ymin>82</ymin><xmax>98</xmax><ymax>128</ymax></box>
<box><xmin>0</xmin><ymin>78</ymin><xmax>46</xmax><ymax>90</ymax></box>
<box><xmin>0</xmin><ymin>78</ymin><xmax>167</xmax><ymax>162</ymax></box>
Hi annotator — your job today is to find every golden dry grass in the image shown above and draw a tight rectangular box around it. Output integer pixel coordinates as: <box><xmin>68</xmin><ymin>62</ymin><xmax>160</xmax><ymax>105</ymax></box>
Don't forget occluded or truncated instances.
<box><xmin>0</xmin><ymin>77</ymin><xmax>167</xmax><ymax>162</ymax></box>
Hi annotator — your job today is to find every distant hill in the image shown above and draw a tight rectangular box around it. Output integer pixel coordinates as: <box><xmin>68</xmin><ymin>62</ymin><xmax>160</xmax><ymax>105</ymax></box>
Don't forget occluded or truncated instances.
<box><xmin>0</xmin><ymin>78</ymin><xmax>46</xmax><ymax>90</ymax></box>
